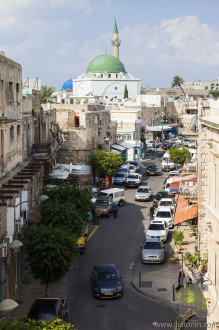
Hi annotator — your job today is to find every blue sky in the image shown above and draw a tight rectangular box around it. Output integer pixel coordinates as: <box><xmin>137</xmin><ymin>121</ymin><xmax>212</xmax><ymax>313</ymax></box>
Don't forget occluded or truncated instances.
<box><xmin>1</xmin><ymin>0</ymin><xmax>219</xmax><ymax>90</ymax></box>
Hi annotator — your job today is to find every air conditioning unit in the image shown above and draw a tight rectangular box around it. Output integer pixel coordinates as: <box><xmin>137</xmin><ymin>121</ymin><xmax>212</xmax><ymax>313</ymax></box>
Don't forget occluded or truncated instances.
<box><xmin>0</xmin><ymin>243</ymin><xmax>7</xmax><ymax>258</ymax></box>
<box><xmin>17</xmin><ymin>216</ymin><xmax>24</xmax><ymax>226</ymax></box>
<box><xmin>6</xmin><ymin>235</ymin><xmax>13</xmax><ymax>245</ymax></box>
<box><xmin>15</xmin><ymin>223</ymin><xmax>21</xmax><ymax>233</ymax></box>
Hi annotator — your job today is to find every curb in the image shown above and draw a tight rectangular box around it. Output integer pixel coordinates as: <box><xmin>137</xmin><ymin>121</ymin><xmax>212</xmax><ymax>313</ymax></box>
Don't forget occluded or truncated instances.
<box><xmin>131</xmin><ymin>276</ymin><xmax>182</xmax><ymax>307</ymax></box>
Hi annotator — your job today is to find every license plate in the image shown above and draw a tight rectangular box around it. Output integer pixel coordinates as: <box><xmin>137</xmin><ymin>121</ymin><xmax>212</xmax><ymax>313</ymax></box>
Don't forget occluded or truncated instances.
<box><xmin>139</xmin><ymin>198</ymin><xmax>144</xmax><ymax>200</ymax></box>
<box><xmin>150</xmin><ymin>259</ymin><xmax>157</xmax><ymax>262</ymax></box>
<box><xmin>151</xmin><ymin>173</ymin><xmax>154</xmax><ymax>174</ymax></box>
<box><xmin>130</xmin><ymin>185</ymin><xmax>134</xmax><ymax>186</ymax></box>
<box><xmin>105</xmin><ymin>292</ymin><xmax>113</xmax><ymax>296</ymax></box>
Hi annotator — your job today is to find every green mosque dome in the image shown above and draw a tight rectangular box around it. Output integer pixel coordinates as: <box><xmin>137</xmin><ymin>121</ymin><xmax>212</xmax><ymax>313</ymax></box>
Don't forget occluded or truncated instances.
<box><xmin>87</xmin><ymin>54</ymin><xmax>126</xmax><ymax>74</ymax></box>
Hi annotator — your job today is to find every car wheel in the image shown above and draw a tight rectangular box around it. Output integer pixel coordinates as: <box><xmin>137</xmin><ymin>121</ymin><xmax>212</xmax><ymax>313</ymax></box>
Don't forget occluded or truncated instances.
<box><xmin>119</xmin><ymin>200</ymin><xmax>124</xmax><ymax>207</ymax></box>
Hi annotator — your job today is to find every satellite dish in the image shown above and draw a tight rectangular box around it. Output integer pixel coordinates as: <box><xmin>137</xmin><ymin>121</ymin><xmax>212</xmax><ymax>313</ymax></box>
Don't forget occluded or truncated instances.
<box><xmin>190</xmin><ymin>116</ymin><xmax>197</xmax><ymax>131</ymax></box>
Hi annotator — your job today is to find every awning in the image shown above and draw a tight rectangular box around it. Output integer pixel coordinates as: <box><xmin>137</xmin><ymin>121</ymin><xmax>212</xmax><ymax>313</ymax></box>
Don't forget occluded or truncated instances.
<box><xmin>147</xmin><ymin>126</ymin><xmax>172</xmax><ymax>132</ymax></box>
<box><xmin>119</xmin><ymin>141</ymin><xmax>135</xmax><ymax>149</ymax></box>
<box><xmin>111</xmin><ymin>149</ymin><xmax>121</xmax><ymax>154</ymax></box>
<box><xmin>174</xmin><ymin>195</ymin><xmax>198</xmax><ymax>225</ymax></box>
<box><xmin>169</xmin><ymin>182</ymin><xmax>180</xmax><ymax>195</ymax></box>
<box><xmin>111</xmin><ymin>144</ymin><xmax>126</xmax><ymax>151</ymax></box>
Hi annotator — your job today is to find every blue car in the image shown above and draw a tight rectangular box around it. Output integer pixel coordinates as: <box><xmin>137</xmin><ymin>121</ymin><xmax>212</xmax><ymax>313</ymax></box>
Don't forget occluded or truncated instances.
<box><xmin>113</xmin><ymin>172</ymin><xmax>126</xmax><ymax>185</ymax></box>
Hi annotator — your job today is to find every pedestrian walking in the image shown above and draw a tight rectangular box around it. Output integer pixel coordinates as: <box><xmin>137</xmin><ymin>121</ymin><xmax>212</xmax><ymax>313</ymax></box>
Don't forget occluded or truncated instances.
<box><xmin>95</xmin><ymin>205</ymin><xmax>101</xmax><ymax>225</ymax></box>
<box><xmin>175</xmin><ymin>269</ymin><xmax>185</xmax><ymax>292</ymax></box>
<box><xmin>112</xmin><ymin>202</ymin><xmax>118</xmax><ymax>219</ymax></box>
<box><xmin>149</xmin><ymin>204</ymin><xmax>154</xmax><ymax>222</ymax></box>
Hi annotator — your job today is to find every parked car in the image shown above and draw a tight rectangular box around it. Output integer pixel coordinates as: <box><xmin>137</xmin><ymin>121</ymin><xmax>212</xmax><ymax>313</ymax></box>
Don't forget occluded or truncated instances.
<box><xmin>141</xmin><ymin>237</ymin><xmax>165</xmax><ymax>264</ymax></box>
<box><xmin>90</xmin><ymin>264</ymin><xmax>123</xmax><ymax>298</ymax></box>
<box><xmin>128</xmin><ymin>164</ymin><xmax>137</xmax><ymax>173</ymax></box>
<box><xmin>95</xmin><ymin>196</ymin><xmax>113</xmax><ymax>217</ymax></box>
<box><xmin>162</xmin><ymin>141</ymin><xmax>171</xmax><ymax>150</ymax></box>
<box><xmin>135</xmin><ymin>185</ymin><xmax>153</xmax><ymax>201</ymax></box>
<box><xmin>27</xmin><ymin>298</ymin><xmax>67</xmax><ymax>321</ymax></box>
<box><xmin>153</xmin><ymin>191</ymin><xmax>169</xmax><ymax>207</ymax></box>
<box><xmin>92</xmin><ymin>188</ymin><xmax>126</xmax><ymax>206</ymax></box>
<box><xmin>157</xmin><ymin>198</ymin><xmax>176</xmax><ymax>212</ymax></box>
<box><xmin>127</xmin><ymin>160</ymin><xmax>142</xmax><ymax>172</ymax></box>
<box><xmin>125</xmin><ymin>173</ymin><xmax>142</xmax><ymax>188</ymax></box>
<box><xmin>112</xmin><ymin>172</ymin><xmax>127</xmax><ymax>185</ymax></box>
<box><xmin>154</xmin><ymin>206</ymin><xmax>175</xmax><ymax>228</ymax></box>
<box><xmin>146</xmin><ymin>220</ymin><xmax>169</xmax><ymax>242</ymax></box>
<box><xmin>77</xmin><ymin>225</ymin><xmax>88</xmax><ymax>253</ymax></box>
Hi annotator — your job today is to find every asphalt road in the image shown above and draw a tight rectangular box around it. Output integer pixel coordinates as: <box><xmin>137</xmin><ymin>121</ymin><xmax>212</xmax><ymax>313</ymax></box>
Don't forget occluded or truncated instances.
<box><xmin>67</xmin><ymin>151</ymin><xmax>178</xmax><ymax>330</ymax></box>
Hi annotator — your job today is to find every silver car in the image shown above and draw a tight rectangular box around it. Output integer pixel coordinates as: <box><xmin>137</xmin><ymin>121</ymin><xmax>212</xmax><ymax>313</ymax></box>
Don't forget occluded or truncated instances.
<box><xmin>141</xmin><ymin>237</ymin><xmax>164</xmax><ymax>264</ymax></box>
<box><xmin>135</xmin><ymin>185</ymin><xmax>153</xmax><ymax>201</ymax></box>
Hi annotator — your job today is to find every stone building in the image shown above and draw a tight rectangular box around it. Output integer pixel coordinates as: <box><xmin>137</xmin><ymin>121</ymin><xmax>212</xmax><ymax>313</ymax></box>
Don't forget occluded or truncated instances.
<box><xmin>0</xmin><ymin>53</ymin><xmax>60</xmax><ymax>305</ymax></box>
<box><xmin>197</xmin><ymin>99</ymin><xmax>219</xmax><ymax>327</ymax></box>
<box><xmin>55</xmin><ymin>103</ymin><xmax>111</xmax><ymax>165</ymax></box>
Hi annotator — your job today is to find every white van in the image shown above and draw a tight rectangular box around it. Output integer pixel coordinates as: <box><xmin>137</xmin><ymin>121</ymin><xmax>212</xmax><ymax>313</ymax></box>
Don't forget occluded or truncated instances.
<box><xmin>162</xmin><ymin>152</ymin><xmax>176</xmax><ymax>171</ymax></box>
<box><xmin>91</xmin><ymin>188</ymin><xmax>126</xmax><ymax>207</ymax></box>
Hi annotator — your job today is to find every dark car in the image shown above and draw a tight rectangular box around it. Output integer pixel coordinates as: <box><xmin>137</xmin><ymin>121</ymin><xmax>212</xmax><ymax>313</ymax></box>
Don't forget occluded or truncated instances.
<box><xmin>27</xmin><ymin>298</ymin><xmax>67</xmax><ymax>321</ymax></box>
<box><xmin>146</xmin><ymin>164</ymin><xmax>157</xmax><ymax>171</ymax></box>
<box><xmin>95</xmin><ymin>196</ymin><xmax>113</xmax><ymax>217</ymax></box>
<box><xmin>90</xmin><ymin>264</ymin><xmax>123</xmax><ymax>298</ymax></box>
<box><xmin>162</xmin><ymin>141</ymin><xmax>171</xmax><ymax>150</ymax></box>
<box><xmin>153</xmin><ymin>191</ymin><xmax>169</xmax><ymax>207</ymax></box>
<box><xmin>146</xmin><ymin>167</ymin><xmax>160</xmax><ymax>176</ymax></box>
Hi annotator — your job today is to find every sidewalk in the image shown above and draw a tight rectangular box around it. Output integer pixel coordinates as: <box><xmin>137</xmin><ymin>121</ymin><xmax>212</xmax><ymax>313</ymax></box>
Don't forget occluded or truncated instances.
<box><xmin>10</xmin><ymin>266</ymin><xmax>71</xmax><ymax>318</ymax></box>
<box><xmin>131</xmin><ymin>224</ymin><xmax>197</xmax><ymax>306</ymax></box>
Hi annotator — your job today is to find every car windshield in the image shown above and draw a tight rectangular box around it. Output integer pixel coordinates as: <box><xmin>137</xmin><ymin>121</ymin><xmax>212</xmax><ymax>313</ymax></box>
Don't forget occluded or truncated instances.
<box><xmin>114</xmin><ymin>173</ymin><xmax>125</xmax><ymax>178</ymax></box>
<box><xmin>130</xmin><ymin>162</ymin><xmax>138</xmax><ymax>166</ymax></box>
<box><xmin>120</xmin><ymin>168</ymin><xmax>128</xmax><ymax>173</ymax></box>
<box><xmin>98</xmin><ymin>192</ymin><xmax>108</xmax><ymax>197</ymax></box>
<box><xmin>138</xmin><ymin>188</ymin><xmax>149</xmax><ymax>193</ymax></box>
<box><xmin>39</xmin><ymin>310</ymin><xmax>56</xmax><ymax>321</ymax></box>
<box><xmin>163</xmin><ymin>158</ymin><xmax>169</xmax><ymax>162</ymax></box>
<box><xmin>160</xmin><ymin>201</ymin><xmax>173</xmax><ymax>206</ymax></box>
<box><xmin>156</xmin><ymin>211</ymin><xmax>171</xmax><ymax>218</ymax></box>
<box><xmin>149</xmin><ymin>224</ymin><xmax>165</xmax><ymax>230</ymax></box>
<box><xmin>128</xmin><ymin>174</ymin><xmax>138</xmax><ymax>178</ymax></box>
<box><xmin>96</xmin><ymin>270</ymin><xmax>118</xmax><ymax>281</ymax></box>
<box><xmin>144</xmin><ymin>242</ymin><xmax>161</xmax><ymax>249</ymax></box>
<box><xmin>156</xmin><ymin>192</ymin><xmax>167</xmax><ymax>198</ymax></box>
<box><xmin>149</xmin><ymin>168</ymin><xmax>157</xmax><ymax>171</ymax></box>
<box><xmin>96</xmin><ymin>199</ymin><xmax>109</xmax><ymax>206</ymax></box>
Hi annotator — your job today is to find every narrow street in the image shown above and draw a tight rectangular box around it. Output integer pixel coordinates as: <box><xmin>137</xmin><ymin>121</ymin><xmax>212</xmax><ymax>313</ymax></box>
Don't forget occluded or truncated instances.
<box><xmin>67</xmin><ymin>152</ymin><xmax>177</xmax><ymax>330</ymax></box>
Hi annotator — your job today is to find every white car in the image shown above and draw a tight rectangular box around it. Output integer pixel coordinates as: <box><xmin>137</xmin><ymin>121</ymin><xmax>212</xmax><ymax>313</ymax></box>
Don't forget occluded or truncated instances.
<box><xmin>146</xmin><ymin>220</ymin><xmax>169</xmax><ymax>242</ymax></box>
<box><xmin>154</xmin><ymin>206</ymin><xmax>174</xmax><ymax>228</ymax></box>
<box><xmin>128</xmin><ymin>164</ymin><xmax>137</xmax><ymax>173</ymax></box>
<box><xmin>157</xmin><ymin>198</ymin><xmax>176</xmax><ymax>212</ymax></box>
<box><xmin>135</xmin><ymin>186</ymin><xmax>153</xmax><ymax>201</ymax></box>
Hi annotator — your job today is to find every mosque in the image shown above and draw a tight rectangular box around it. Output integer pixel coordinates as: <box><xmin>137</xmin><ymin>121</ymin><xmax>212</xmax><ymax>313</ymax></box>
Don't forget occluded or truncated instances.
<box><xmin>57</xmin><ymin>20</ymin><xmax>141</xmax><ymax>102</ymax></box>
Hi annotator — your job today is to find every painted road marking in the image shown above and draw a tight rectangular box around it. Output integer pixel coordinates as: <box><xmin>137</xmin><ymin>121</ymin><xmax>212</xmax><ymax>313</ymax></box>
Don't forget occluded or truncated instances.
<box><xmin>87</xmin><ymin>225</ymin><xmax>99</xmax><ymax>242</ymax></box>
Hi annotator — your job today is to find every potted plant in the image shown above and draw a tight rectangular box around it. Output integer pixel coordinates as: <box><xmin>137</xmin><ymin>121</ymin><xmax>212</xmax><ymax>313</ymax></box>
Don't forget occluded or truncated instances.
<box><xmin>201</xmin><ymin>253</ymin><xmax>208</xmax><ymax>273</ymax></box>
<box><xmin>187</xmin><ymin>220</ymin><xmax>196</xmax><ymax>237</ymax></box>
<box><xmin>169</xmin><ymin>254</ymin><xmax>179</xmax><ymax>264</ymax></box>
<box><xmin>173</xmin><ymin>230</ymin><xmax>184</xmax><ymax>253</ymax></box>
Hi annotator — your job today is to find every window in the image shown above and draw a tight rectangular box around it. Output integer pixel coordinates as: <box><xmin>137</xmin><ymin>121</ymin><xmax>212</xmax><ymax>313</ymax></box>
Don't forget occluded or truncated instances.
<box><xmin>116</xmin><ymin>74</ymin><xmax>118</xmax><ymax>78</ymax></box>
<box><xmin>108</xmin><ymin>74</ymin><xmax>111</xmax><ymax>78</ymax></box>
<box><xmin>115</xmin><ymin>87</ymin><xmax>117</xmax><ymax>90</ymax></box>
<box><xmin>101</xmin><ymin>74</ymin><xmax>103</xmax><ymax>78</ymax></box>
<box><xmin>10</xmin><ymin>126</ymin><xmax>14</xmax><ymax>142</ymax></box>
<box><xmin>9</xmin><ymin>82</ymin><xmax>14</xmax><ymax>103</ymax></box>
<box><xmin>75</xmin><ymin>116</ymin><xmax>80</xmax><ymax>127</ymax></box>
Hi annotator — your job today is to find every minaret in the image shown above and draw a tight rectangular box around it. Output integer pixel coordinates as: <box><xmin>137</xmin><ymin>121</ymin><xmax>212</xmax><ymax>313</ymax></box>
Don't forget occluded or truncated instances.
<box><xmin>112</xmin><ymin>19</ymin><xmax>121</xmax><ymax>59</ymax></box>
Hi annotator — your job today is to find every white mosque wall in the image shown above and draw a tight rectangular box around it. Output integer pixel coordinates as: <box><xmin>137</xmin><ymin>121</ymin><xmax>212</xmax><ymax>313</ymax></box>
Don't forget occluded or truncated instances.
<box><xmin>73</xmin><ymin>78</ymin><xmax>140</xmax><ymax>100</ymax></box>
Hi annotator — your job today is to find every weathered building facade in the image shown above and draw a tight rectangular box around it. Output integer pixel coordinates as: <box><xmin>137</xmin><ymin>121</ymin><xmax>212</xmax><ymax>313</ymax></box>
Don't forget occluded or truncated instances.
<box><xmin>55</xmin><ymin>103</ymin><xmax>111</xmax><ymax>165</ymax></box>
<box><xmin>198</xmin><ymin>100</ymin><xmax>219</xmax><ymax>327</ymax></box>
<box><xmin>0</xmin><ymin>53</ymin><xmax>60</xmax><ymax>305</ymax></box>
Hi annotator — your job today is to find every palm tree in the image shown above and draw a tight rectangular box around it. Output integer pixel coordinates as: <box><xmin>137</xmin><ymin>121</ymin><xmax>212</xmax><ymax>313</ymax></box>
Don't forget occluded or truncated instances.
<box><xmin>41</xmin><ymin>85</ymin><xmax>56</xmax><ymax>104</ymax></box>
<box><xmin>171</xmin><ymin>75</ymin><xmax>186</xmax><ymax>97</ymax></box>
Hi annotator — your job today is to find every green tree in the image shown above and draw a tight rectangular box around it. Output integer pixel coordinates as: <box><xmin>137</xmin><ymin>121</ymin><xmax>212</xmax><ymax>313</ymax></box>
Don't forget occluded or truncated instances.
<box><xmin>171</xmin><ymin>75</ymin><xmax>186</xmax><ymax>97</ymax></box>
<box><xmin>40</xmin><ymin>185</ymin><xmax>92</xmax><ymax>236</ymax></box>
<box><xmin>209</xmin><ymin>90</ymin><xmax>219</xmax><ymax>99</ymax></box>
<box><xmin>169</xmin><ymin>147</ymin><xmax>191</xmax><ymax>166</ymax></box>
<box><xmin>90</xmin><ymin>150</ymin><xmax>124</xmax><ymax>176</ymax></box>
<box><xmin>41</xmin><ymin>85</ymin><xmax>56</xmax><ymax>104</ymax></box>
<box><xmin>24</xmin><ymin>225</ymin><xmax>79</xmax><ymax>297</ymax></box>
<box><xmin>0</xmin><ymin>317</ymin><xmax>77</xmax><ymax>329</ymax></box>
<box><xmin>124</xmin><ymin>84</ymin><xmax>128</xmax><ymax>98</ymax></box>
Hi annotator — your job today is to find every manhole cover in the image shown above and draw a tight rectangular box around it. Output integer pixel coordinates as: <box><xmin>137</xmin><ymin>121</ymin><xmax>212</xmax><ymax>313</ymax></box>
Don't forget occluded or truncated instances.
<box><xmin>142</xmin><ymin>281</ymin><xmax>152</xmax><ymax>288</ymax></box>
<box><xmin>157</xmin><ymin>288</ymin><xmax>167</xmax><ymax>292</ymax></box>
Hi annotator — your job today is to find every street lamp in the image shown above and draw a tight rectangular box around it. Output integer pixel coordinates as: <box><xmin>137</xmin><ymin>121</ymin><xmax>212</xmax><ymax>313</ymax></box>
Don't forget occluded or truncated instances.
<box><xmin>104</xmin><ymin>138</ymin><xmax>111</xmax><ymax>152</ymax></box>
<box><xmin>161</xmin><ymin>112</ymin><xmax>164</xmax><ymax>143</ymax></box>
